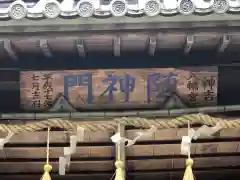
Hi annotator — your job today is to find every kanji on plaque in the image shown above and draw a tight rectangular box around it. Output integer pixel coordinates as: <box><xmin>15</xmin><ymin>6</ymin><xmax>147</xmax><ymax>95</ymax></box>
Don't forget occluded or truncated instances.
<box><xmin>147</xmin><ymin>72</ymin><xmax>177</xmax><ymax>103</ymax></box>
<box><xmin>31</xmin><ymin>73</ymin><xmax>41</xmax><ymax>109</ymax></box>
<box><xmin>202</xmin><ymin>76</ymin><xmax>216</xmax><ymax>102</ymax></box>
<box><xmin>103</xmin><ymin>74</ymin><xmax>136</xmax><ymax>103</ymax></box>
<box><xmin>42</xmin><ymin>73</ymin><xmax>53</xmax><ymax>107</ymax></box>
<box><xmin>187</xmin><ymin>73</ymin><xmax>200</xmax><ymax>102</ymax></box>
<box><xmin>20</xmin><ymin>67</ymin><xmax>218</xmax><ymax>111</ymax></box>
<box><xmin>64</xmin><ymin>73</ymin><xmax>93</xmax><ymax>104</ymax></box>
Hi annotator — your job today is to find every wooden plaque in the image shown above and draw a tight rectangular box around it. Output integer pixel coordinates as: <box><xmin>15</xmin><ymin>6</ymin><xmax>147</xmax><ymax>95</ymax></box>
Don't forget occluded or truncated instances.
<box><xmin>20</xmin><ymin>67</ymin><xmax>218</xmax><ymax>111</ymax></box>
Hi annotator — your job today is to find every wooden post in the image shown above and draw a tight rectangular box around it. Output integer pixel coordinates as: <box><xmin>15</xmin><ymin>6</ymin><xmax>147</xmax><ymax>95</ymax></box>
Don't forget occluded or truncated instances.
<box><xmin>115</xmin><ymin>122</ymin><xmax>126</xmax><ymax>179</ymax></box>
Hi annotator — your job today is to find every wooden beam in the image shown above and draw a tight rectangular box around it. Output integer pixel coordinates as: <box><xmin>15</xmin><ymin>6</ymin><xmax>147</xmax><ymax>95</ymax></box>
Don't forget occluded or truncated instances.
<box><xmin>148</xmin><ymin>36</ymin><xmax>157</xmax><ymax>56</ymax></box>
<box><xmin>184</xmin><ymin>35</ymin><xmax>194</xmax><ymax>54</ymax></box>
<box><xmin>1</xmin><ymin>128</ymin><xmax>239</xmax><ymax>144</ymax></box>
<box><xmin>0</xmin><ymin>174</ymin><xmax>113</xmax><ymax>180</ymax></box>
<box><xmin>127</xmin><ymin>141</ymin><xmax>240</xmax><ymax>157</ymax></box>
<box><xmin>3</xmin><ymin>104</ymin><xmax>235</xmax><ymax>120</ymax></box>
<box><xmin>218</xmin><ymin>35</ymin><xmax>231</xmax><ymax>53</ymax></box>
<box><xmin>131</xmin><ymin>170</ymin><xmax>240</xmax><ymax>180</ymax></box>
<box><xmin>0</xmin><ymin>31</ymin><xmax>237</xmax><ymax>42</ymax></box>
<box><xmin>0</xmin><ymin>156</ymin><xmax>239</xmax><ymax>173</ymax></box>
<box><xmin>76</xmin><ymin>39</ymin><xmax>86</xmax><ymax>57</ymax></box>
<box><xmin>0</xmin><ymin>81</ymin><xmax>19</xmax><ymax>90</ymax></box>
<box><xmin>4</xmin><ymin>14</ymin><xmax>240</xmax><ymax>35</ymax></box>
<box><xmin>0</xmin><ymin>169</ymin><xmax>239</xmax><ymax>180</ymax></box>
<box><xmin>113</xmin><ymin>36</ymin><xmax>121</xmax><ymax>56</ymax></box>
<box><xmin>1</xmin><ymin>40</ymin><xmax>18</xmax><ymax>61</ymax></box>
<box><xmin>128</xmin><ymin>156</ymin><xmax>240</xmax><ymax>170</ymax></box>
<box><xmin>39</xmin><ymin>39</ymin><xmax>52</xmax><ymax>58</ymax></box>
<box><xmin>3</xmin><ymin>141</ymin><xmax>240</xmax><ymax>159</ymax></box>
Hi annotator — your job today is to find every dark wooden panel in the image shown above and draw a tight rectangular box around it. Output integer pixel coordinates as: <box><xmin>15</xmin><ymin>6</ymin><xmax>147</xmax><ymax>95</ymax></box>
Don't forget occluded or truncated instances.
<box><xmin>0</xmin><ymin>90</ymin><xmax>19</xmax><ymax>113</ymax></box>
<box><xmin>218</xmin><ymin>66</ymin><xmax>240</xmax><ymax>106</ymax></box>
<box><xmin>0</xmin><ymin>156</ymin><xmax>239</xmax><ymax>173</ymax></box>
<box><xmin>0</xmin><ymin>70</ymin><xmax>20</xmax><ymax>112</ymax></box>
<box><xmin>3</xmin><ymin>142</ymin><xmax>239</xmax><ymax>159</ymax></box>
<box><xmin>0</xmin><ymin>70</ymin><xmax>19</xmax><ymax>82</ymax></box>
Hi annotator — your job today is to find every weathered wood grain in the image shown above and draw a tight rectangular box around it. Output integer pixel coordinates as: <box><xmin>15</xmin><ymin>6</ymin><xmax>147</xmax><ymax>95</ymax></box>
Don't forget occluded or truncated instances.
<box><xmin>0</xmin><ymin>156</ymin><xmax>239</xmax><ymax>173</ymax></box>
<box><xmin>0</xmin><ymin>128</ymin><xmax>239</xmax><ymax>144</ymax></box>
<box><xmin>3</xmin><ymin>142</ymin><xmax>240</xmax><ymax>158</ymax></box>
<box><xmin>1</xmin><ymin>128</ymin><xmax>238</xmax><ymax>159</ymax></box>
<box><xmin>0</xmin><ymin>169</ymin><xmax>240</xmax><ymax>180</ymax></box>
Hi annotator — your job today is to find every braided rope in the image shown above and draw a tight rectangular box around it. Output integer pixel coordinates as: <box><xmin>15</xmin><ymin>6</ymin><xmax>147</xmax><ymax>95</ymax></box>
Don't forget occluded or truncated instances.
<box><xmin>1</xmin><ymin>113</ymin><xmax>240</xmax><ymax>134</ymax></box>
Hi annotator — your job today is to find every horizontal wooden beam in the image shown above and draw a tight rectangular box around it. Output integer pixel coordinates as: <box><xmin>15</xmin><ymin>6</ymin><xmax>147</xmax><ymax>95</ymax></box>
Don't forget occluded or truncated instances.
<box><xmin>0</xmin><ymin>31</ymin><xmax>235</xmax><ymax>44</ymax></box>
<box><xmin>2</xmin><ymin>14</ymin><xmax>240</xmax><ymax>34</ymax></box>
<box><xmin>0</xmin><ymin>169</ymin><xmax>239</xmax><ymax>180</ymax></box>
<box><xmin>0</xmin><ymin>156</ymin><xmax>239</xmax><ymax>173</ymax></box>
<box><xmin>2</xmin><ymin>104</ymin><xmax>240</xmax><ymax>119</ymax></box>
<box><xmin>2</xmin><ymin>141</ymin><xmax>239</xmax><ymax>159</ymax></box>
<box><xmin>0</xmin><ymin>128</ymin><xmax>239</xmax><ymax>144</ymax></box>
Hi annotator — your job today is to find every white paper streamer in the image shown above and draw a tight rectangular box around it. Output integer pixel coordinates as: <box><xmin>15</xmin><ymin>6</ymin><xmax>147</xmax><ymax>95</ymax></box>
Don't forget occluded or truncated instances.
<box><xmin>64</xmin><ymin>135</ymin><xmax>77</xmax><ymax>156</ymax></box>
<box><xmin>0</xmin><ymin>132</ymin><xmax>14</xmax><ymax>149</ymax></box>
<box><xmin>181</xmin><ymin>121</ymin><xmax>192</xmax><ymax>157</ymax></box>
<box><xmin>76</xmin><ymin>126</ymin><xmax>85</xmax><ymax>141</ymax></box>
<box><xmin>59</xmin><ymin>157</ymin><xmax>67</xmax><ymax>175</ymax></box>
<box><xmin>111</xmin><ymin>126</ymin><xmax>157</xmax><ymax>147</ymax></box>
<box><xmin>181</xmin><ymin>122</ymin><xmax>223</xmax><ymax>156</ymax></box>
<box><xmin>181</xmin><ymin>136</ymin><xmax>191</xmax><ymax>156</ymax></box>
<box><xmin>59</xmin><ymin>126</ymin><xmax>84</xmax><ymax>175</ymax></box>
<box><xmin>191</xmin><ymin>122</ymin><xmax>222</xmax><ymax>140</ymax></box>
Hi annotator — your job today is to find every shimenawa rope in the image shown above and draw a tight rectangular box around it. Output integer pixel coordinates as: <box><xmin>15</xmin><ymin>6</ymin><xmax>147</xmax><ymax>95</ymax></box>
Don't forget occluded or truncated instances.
<box><xmin>0</xmin><ymin>113</ymin><xmax>240</xmax><ymax>133</ymax></box>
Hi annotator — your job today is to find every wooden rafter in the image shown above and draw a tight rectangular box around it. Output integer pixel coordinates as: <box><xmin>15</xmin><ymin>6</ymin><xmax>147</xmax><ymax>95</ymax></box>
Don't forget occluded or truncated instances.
<box><xmin>113</xmin><ymin>36</ymin><xmax>121</xmax><ymax>56</ymax></box>
<box><xmin>76</xmin><ymin>39</ymin><xmax>86</xmax><ymax>57</ymax></box>
<box><xmin>218</xmin><ymin>35</ymin><xmax>231</xmax><ymax>53</ymax></box>
<box><xmin>148</xmin><ymin>36</ymin><xmax>157</xmax><ymax>56</ymax></box>
<box><xmin>39</xmin><ymin>39</ymin><xmax>52</xmax><ymax>58</ymax></box>
<box><xmin>184</xmin><ymin>35</ymin><xmax>194</xmax><ymax>54</ymax></box>
<box><xmin>1</xmin><ymin>40</ymin><xmax>18</xmax><ymax>61</ymax></box>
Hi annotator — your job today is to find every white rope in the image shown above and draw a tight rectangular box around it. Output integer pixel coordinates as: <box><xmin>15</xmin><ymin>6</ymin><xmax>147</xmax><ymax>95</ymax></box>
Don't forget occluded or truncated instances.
<box><xmin>46</xmin><ymin>127</ymin><xmax>50</xmax><ymax>164</ymax></box>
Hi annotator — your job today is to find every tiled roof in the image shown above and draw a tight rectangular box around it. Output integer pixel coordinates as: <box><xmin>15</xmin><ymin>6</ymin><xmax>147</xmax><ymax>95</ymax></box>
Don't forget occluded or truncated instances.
<box><xmin>0</xmin><ymin>0</ymin><xmax>235</xmax><ymax>20</ymax></box>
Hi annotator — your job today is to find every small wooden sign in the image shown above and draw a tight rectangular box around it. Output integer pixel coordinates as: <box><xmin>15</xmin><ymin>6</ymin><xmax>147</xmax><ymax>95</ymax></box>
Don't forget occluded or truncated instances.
<box><xmin>20</xmin><ymin>67</ymin><xmax>218</xmax><ymax>111</ymax></box>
